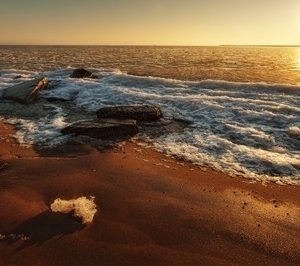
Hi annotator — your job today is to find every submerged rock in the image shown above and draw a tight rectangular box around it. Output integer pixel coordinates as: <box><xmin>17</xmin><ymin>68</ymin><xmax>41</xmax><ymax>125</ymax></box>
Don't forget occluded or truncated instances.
<box><xmin>96</xmin><ymin>105</ymin><xmax>163</xmax><ymax>122</ymax></box>
<box><xmin>70</xmin><ymin>69</ymin><xmax>98</xmax><ymax>79</ymax></box>
<box><xmin>140</xmin><ymin>118</ymin><xmax>191</xmax><ymax>138</ymax></box>
<box><xmin>2</xmin><ymin>77</ymin><xmax>48</xmax><ymax>104</ymax></box>
<box><xmin>61</xmin><ymin>119</ymin><xmax>138</xmax><ymax>140</ymax></box>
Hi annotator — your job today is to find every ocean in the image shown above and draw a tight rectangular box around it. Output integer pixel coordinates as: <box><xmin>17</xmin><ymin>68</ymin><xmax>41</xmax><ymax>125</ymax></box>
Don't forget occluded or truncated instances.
<box><xmin>0</xmin><ymin>46</ymin><xmax>299</xmax><ymax>184</ymax></box>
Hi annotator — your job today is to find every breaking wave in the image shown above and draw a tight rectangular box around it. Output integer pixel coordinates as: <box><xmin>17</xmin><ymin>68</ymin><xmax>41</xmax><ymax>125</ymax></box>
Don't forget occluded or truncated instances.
<box><xmin>0</xmin><ymin>68</ymin><xmax>300</xmax><ymax>184</ymax></box>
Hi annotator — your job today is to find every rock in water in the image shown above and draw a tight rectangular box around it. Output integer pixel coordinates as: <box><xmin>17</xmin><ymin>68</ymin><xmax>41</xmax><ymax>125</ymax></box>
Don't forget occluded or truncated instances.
<box><xmin>140</xmin><ymin>118</ymin><xmax>192</xmax><ymax>138</ymax></box>
<box><xmin>2</xmin><ymin>78</ymin><xmax>48</xmax><ymax>104</ymax></box>
<box><xmin>96</xmin><ymin>105</ymin><xmax>163</xmax><ymax>122</ymax></box>
<box><xmin>61</xmin><ymin>119</ymin><xmax>138</xmax><ymax>140</ymax></box>
<box><xmin>70</xmin><ymin>69</ymin><xmax>98</xmax><ymax>79</ymax></box>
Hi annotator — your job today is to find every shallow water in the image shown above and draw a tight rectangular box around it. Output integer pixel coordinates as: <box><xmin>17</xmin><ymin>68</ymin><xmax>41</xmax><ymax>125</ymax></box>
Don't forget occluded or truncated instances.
<box><xmin>0</xmin><ymin>46</ymin><xmax>300</xmax><ymax>184</ymax></box>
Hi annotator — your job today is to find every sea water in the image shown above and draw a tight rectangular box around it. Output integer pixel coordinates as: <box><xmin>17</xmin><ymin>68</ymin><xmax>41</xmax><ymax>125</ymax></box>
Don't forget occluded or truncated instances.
<box><xmin>0</xmin><ymin>46</ymin><xmax>299</xmax><ymax>184</ymax></box>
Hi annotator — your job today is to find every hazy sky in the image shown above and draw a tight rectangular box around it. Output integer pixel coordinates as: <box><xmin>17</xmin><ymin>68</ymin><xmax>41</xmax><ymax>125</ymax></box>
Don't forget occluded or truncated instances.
<box><xmin>0</xmin><ymin>0</ymin><xmax>299</xmax><ymax>45</ymax></box>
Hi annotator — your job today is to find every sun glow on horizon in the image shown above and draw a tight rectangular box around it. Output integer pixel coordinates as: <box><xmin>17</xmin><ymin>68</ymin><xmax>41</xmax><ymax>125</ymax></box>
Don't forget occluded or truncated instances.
<box><xmin>0</xmin><ymin>0</ymin><xmax>300</xmax><ymax>46</ymax></box>
<box><xmin>297</xmin><ymin>56</ymin><xmax>300</xmax><ymax>70</ymax></box>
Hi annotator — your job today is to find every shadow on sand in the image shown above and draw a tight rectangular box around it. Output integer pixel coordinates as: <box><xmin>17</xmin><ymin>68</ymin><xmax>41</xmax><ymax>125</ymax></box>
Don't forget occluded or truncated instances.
<box><xmin>5</xmin><ymin>211</ymin><xmax>84</xmax><ymax>251</ymax></box>
<box><xmin>33</xmin><ymin>136</ymin><xmax>130</xmax><ymax>157</ymax></box>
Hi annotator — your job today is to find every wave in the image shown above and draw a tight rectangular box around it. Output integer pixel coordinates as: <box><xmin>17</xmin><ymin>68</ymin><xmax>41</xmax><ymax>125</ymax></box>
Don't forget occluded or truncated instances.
<box><xmin>1</xmin><ymin>68</ymin><xmax>300</xmax><ymax>185</ymax></box>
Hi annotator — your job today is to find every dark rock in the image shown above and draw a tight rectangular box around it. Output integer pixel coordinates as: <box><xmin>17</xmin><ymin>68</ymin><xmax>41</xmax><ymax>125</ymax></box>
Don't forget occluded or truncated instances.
<box><xmin>140</xmin><ymin>118</ymin><xmax>190</xmax><ymax>138</ymax></box>
<box><xmin>46</xmin><ymin>97</ymin><xmax>70</xmax><ymax>103</ymax></box>
<box><xmin>173</xmin><ymin>117</ymin><xmax>193</xmax><ymax>125</ymax></box>
<box><xmin>13</xmin><ymin>75</ymin><xmax>23</xmax><ymax>79</ymax></box>
<box><xmin>61</xmin><ymin>119</ymin><xmax>138</xmax><ymax>140</ymax></box>
<box><xmin>70</xmin><ymin>69</ymin><xmax>98</xmax><ymax>79</ymax></box>
<box><xmin>2</xmin><ymin>78</ymin><xmax>48</xmax><ymax>104</ymax></box>
<box><xmin>97</xmin><ymin>105</ymin><xmax>163</xmax><ymax>122</ymax></box>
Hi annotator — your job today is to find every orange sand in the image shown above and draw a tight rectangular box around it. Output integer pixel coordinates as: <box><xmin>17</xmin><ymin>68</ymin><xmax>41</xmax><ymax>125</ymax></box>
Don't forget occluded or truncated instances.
<box><xmin>0</xmin><ymin>121</ymin><xmax>300</xmax><ymax>265</ymax></box>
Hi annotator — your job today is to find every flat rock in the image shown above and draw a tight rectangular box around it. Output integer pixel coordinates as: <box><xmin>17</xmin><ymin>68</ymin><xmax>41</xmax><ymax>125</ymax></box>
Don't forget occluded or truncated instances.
<box><xmin>2</xmin><ymin>78</ymin><xmax>48</xmax><ymax>104</ymax></box>
<box><xmin>62</xmin><ymin>119</ymin><xmax>138</xmax><ymax>140</ymax></box>
<box><xmin>97</xmin><ymin>105</ymin><xmax>163</xmax><ymax>122</ymax></box>
<box><xmin>70</xmin><ymin>69</ymin><xmax>98</xmax><ymax>79</ymax></box>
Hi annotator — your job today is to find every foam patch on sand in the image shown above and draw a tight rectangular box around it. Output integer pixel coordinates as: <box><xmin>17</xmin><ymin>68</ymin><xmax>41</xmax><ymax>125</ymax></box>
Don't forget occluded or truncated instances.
<box><xmin>0</xmin><ymin>233</ymin><xmax>30</xmax><ymax>241</ymax></box>
<box><xmin>50</xmin><ymin>196</ymin><xmax>97</xmax><ymax>224</ymax></box>
<box><xmin>288</xmin><ymin>126</ymin><xmax>300</xmax><ymax>137</ymax></box>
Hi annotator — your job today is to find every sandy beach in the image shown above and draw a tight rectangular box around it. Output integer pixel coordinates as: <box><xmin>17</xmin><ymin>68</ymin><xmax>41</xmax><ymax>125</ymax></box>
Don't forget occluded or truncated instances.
<box><xmin>1</xmin><ymin>0</ymin><xmax>300</xmax><ymax>263</ymax></box>
<box><xmin>0</xmin><ymin>121</ymin><xmax>299</xmax><ymax>265</ymax></box>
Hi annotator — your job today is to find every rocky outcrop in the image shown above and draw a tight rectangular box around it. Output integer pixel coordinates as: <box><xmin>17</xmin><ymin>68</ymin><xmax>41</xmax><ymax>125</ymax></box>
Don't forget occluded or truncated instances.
<box><xmin>2</xmin><ymin>78</ymin><xmax>48</xmax><ymax>104</ymax></box>
<box><xmin>96</xmin><ymin>105</ymin><xmax>163</xmax><ymax>122</ymax></box>
<box><xmin>70</xmin><ymin>69</ymin><xmax>98</xmax><ymax>79</ymax></box>
<box><xmin>61</xmin><ymin>119</ymin><xmax>138</xmax><ymax>140</ymax></box>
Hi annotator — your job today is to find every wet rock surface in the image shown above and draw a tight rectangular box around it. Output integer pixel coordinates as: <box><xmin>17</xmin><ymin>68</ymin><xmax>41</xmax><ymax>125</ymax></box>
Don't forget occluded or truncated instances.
<box><xmin>2</xmin><ymin>78</ymin><xmax>48</xmax><ymax>104</ymax></box>
<box><xmin>62</xmin><ymin>119</ymin><xmax>139</xmax><ymax>140</ymax></box>
<box><xmin>0</xmin><ymin>74</ymin><xmax>173</xmax><ymax>152</ymax></box>
<box><xmin>70</xmin><ymin>69</ymin><xmax>98</xmax><ymax>79</ymax></box>
<box><xmin>140</xmin><ymin>118</ymin><xmax>191</xmax><ymax>138</ymax></box>
<box><xmin>96</xmin><ymin>105</ymin><xmax>163</xmax><ymax>122</ymax></box>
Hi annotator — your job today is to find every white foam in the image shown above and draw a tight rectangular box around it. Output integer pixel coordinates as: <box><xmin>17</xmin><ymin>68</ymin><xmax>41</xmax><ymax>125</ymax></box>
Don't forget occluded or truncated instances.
<box><xmin>288</xmin><ymin>126</ymin><xmax>300</xmax><ymax>137</ymax></box>
<box><xmin>1</xmin><ymin>68</ymin><xmax>300</xmax><ymax>184</ymax></box>
<box><xmin>6</xmin><ymin>105</ymin><xmax>68</xmax><ymax>147</ymax></box>
<box><xmin>0</xmin><ymin>233</ymin><xmax>30</xmax><ymax>241</ymax></box>
<box><xmin>50</xmin><ymin>196</ymin><xmax>97</xmax><ymax>224</ymax></box>
<box><xmin>52</xmin><ymin>117</ymin><xmax>67</xmax><ymax>129</ymax></box>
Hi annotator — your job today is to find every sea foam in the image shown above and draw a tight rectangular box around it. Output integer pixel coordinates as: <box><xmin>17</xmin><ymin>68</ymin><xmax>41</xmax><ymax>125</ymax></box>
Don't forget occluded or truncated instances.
<box><xmin>1</xmin><ymin>68</ymin><xmax>300</xmax><ymax>184</ymax></box>
<box><xmin>50</xmin><ymin>196</ymin><xmax>97</xmax><ymax>224</ymax></box>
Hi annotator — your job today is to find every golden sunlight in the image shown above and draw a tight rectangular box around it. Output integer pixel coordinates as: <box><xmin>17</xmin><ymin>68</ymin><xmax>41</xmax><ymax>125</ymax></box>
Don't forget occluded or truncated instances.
<box><xmin>297</xmin><ymin>54</ymin><xmax>300</xmax><ymax>70</ymax></box>
<box><xmin>1</xmin><ymin>1</ymin><xmax>300</xmax><ymax>265</ymax></box>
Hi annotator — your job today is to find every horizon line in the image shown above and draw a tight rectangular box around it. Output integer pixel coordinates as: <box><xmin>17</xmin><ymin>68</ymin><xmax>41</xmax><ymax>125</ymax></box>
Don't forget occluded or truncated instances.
<box><xmin>0</xmin><ymin>44</ymin><xmax>300</xmax><ymax>47</ymax></box>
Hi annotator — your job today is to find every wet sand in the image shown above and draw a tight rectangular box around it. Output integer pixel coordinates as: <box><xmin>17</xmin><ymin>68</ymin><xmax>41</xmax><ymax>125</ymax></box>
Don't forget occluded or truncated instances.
<box><xmin>0</xmin><ymin>121</ymin><xmax>300</xmax><ymax>265</ymax></box>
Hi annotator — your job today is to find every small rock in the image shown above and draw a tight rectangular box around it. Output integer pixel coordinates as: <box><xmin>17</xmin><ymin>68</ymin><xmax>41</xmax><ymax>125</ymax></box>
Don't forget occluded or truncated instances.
<box><xmin>70</xmin><ymin>69</ymin><xmax>98</xmax><ymax>79</ymax></box>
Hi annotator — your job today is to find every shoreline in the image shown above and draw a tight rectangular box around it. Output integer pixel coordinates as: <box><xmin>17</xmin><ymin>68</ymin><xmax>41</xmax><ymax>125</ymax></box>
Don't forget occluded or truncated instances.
<box><xmin>0</xmin><ymin>121</ymin><xmax>300</xmax><ymax>265</ymax></box>
<box><xmin>134</xmin><ymin>140</ymin><xmax>300</xmax><ymax>187</ymax></box>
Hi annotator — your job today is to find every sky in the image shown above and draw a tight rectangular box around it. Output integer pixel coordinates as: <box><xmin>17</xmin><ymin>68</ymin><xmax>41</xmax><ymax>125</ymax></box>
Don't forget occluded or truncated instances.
<box><xmin>0</xmin><ymin>0</ymin><xmax>299</xmax><ymax>45</ymax></box>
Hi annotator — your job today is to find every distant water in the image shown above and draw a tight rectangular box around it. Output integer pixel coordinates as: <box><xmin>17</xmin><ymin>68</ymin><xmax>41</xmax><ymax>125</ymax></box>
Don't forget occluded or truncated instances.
<box><xmin>0</xmin><ymin>46</ymin><xmax>299</xmax><ymax>184</ymax></box>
